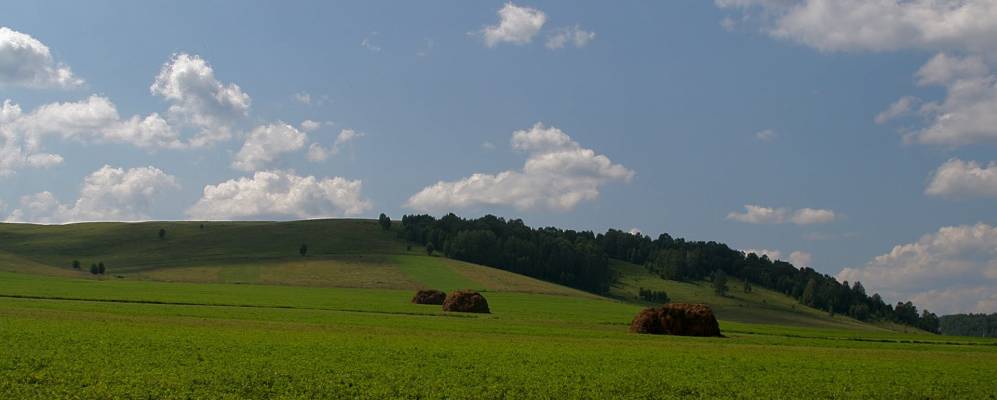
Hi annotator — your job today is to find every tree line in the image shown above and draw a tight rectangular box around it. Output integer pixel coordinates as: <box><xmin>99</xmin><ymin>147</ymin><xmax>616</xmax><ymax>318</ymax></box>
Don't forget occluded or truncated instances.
<box><xmin>401</xmin><ymin>214</ymin><xmax>612</xmax><ymax>293</ymax></box>
<box><xmin>600</xmin><ymin>228</ymin><xmax>940</xmax><ymax>332</ymax></box>
<box><xmin>400</xmin><ymin>214</ymin><xmax>939</xmax><ymax>332</ymax></box>
<box><xmin>939</xmin><ymin>313</ymin><xmax>997</xmax><ymax>337</ymax></box>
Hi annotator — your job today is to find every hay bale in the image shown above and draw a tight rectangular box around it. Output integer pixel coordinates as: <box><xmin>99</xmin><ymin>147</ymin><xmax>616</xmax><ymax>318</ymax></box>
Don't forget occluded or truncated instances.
<box><xmin>629</xmin><ymin>303</ymin><xmax>721</xmax><ymax>337</ymax></box>
<box><xmin>442</xmin><ymin>290</ymin><xmax>490</xmax><ymax>313</ymax></box>
<box><xmin>411</xmin><ymin>289</ymin><xmax>447</xmax><ymax>305</ymax></box>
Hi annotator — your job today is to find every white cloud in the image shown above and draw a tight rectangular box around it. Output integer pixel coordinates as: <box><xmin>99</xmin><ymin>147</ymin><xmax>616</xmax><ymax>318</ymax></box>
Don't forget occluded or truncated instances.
<box><xmin>545</xmin><ymin>25</ymin><xmax>596</xmax><ymax>49</ymax></box>
<box><xmin>334</xmin><ymin>128</ymin><xmax>363</xmax><ymax>147</ymax></box>
<box><xmin>5</xmin><ymin>165</ymin><xmax>179</xmax><ymax>223</ymax></box>
<box><xmin>790</xmin><ymin>208</ymin><xmax>836</xmax><ymax>225</ymax></box>
<box><xmin>231</xmin><ymin>123</ymin><xmax>307</xmax><ymax>172</ymax></box>
<box><xmin>754</xmin><ymin>129</ymin><xmax>777</xmax><ymax>141</ymax></box>
<box><xmin>0</xmin><ymin>26</ymin><xmax>82</xmax><ymax>88</ymax></box>
<box><xmin>838</xmin><ymin>223</ymin><xmax>997</xmax><ymax>314</ymax></box>
<box><xmin>898</xmin><ymin>54</ymin><xmax>997</xmax><ymax>147</ymax></box>
<box><xmin>150</xmin><ymin>53</ymin><xmax>250</xmax><ymax>147</ymax></box>
<box><xmin>186</xmin><ymin>170</ymin><xmax>371</xmax><ymax>220</ymax></box>
<box><xmin>294</xmin><ymin>92</ymin><xmax>312</xmax><ymax>105</ymax></box>
<box><xmin>307</xmin><ymin>143</ymin><xmax>329</xmax><ymax>162</ymax></box>
<box><xmin>481</xmin><ymin>141</ymin><xmax>496</xmax><ymax>150</ymax></box>
<box><xmin>628</xmin><ymin>227</ymin><xmax>642</xmax><ymax>236</ymax></box>
<box><xmin>480</xmin><ymin>3</ymin><xmax>547</xmax><ymax>47</ymax></box>
<box><xmin>1</xmin><ymin>96</ymin><xmax>184</xmax><ymax>176</ymax></box>
<box><xmin>300</xmin><ymin>120</ymin><xmax>322</xmax><ymax>132</ymax></box>
<box><xmin>728</xmin><ymin>205</ymin><xmax>788</xmax><ymax>224</ymax></box>
<box><xmin>916</xmin><ymin>53</ymin><xmax>989</xmax><ymax>86</ymax></box>
<box><xmin>743</xmin><ymin>248</ymin><xmax>782</xmax><ymax>261</ymax></box>
<box><xmin>789</xmin><ymin>250</ymin><xmax>812</xmax><ymax>267</ymax></box>
<box><xmin>926</xmin><ymin>158</ymin><xmax>997</xmax><ymax>198</ymax></box>
<box><xmin>727</xmin><ymin>204</ymin><xmax>836</xmax><ymax>225</ymax></box>
<box><xmin>715</xmin><ymin>0</ymin><xmax>997</xmax><ymax>57</ymax></box>
<box><xmin>406</xmin><ymin>123</ymin><xmax>633</xmax><ymax>212</ymax></box>
<box><xmin>305</xmin><ymin>128</ymin><xmax>364</xmax><ymax>163</ymax></box>
<box><xmin>874</xmin><ymin>96</ymin><xmax>920</xmax><ymax>125</ymax></box>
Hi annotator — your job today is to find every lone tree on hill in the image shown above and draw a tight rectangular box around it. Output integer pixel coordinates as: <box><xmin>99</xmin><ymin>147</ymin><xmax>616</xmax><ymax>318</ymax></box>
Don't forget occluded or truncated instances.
<box><xmin>426</xmin><ymin>242</ymin><xmax>435</xmax><ymax>256</ymax></box>
<box><xmin>378</xmin><ymin>213</ymin><xmax>391</xmax><ymax>230</ymax></box>
<box><xmin>299</xmin><ymin>244</ymin><xmax>308</xmax><ymax>257</ymax></box>
<box><xmin>72</xmin><ymin>260</ymin><xmax>81</xmax><ymax>270</ymax></box>
<box><xmin>97</xmin><ymin>262</ymin><xmax>106</xmax><ymax>275</ymax></box>
<box><xmin>158</xmin><ymin>228</ymin><xmax>166</xmax><ymax>240</ymax></box>
<box><xmin>713</xmin><ymin>270</ymin><xmax>728</xmax><ymax>296</ymax></box>
<box><xmin>89</xmin><ymin>264</ymin><xmax>98</xmax><ymax>275</ymax></box>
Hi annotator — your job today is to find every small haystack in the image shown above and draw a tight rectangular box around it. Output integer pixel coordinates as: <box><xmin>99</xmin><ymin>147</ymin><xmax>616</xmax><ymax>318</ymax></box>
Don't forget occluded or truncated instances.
<box><xmin>629</xmin><ymin>303</ymin><xmax>722</xmax><ymax>337</ymax></box>
<box><xmin>411</xmin><ymin>289</ymin><xmax>447</xmax><ymax>305</ymax></box>
<box><xmin>442</xmin><ymin>290</ymin><xmax>490</xmax><ymax>313</ymax></box>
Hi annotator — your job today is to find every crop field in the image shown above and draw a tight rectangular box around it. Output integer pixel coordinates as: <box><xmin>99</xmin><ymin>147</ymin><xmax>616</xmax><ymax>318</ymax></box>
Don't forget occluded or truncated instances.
<box><xmin>2</xmin><ymin>220</ymin><xmax>996</xmax><ymax>398</ymax></box>
<box><xmin>1</xmin><ymin>272</ymin><xmax>996</xmax><ymax>399</ymax></box>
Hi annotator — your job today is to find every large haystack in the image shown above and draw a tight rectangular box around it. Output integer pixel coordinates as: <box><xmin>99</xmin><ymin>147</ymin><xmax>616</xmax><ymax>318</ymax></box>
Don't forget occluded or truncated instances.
<box><xmin>442</xmin><ymin>290</ymin><xmax>490</xmax><ymax>313</ymax></box>
<box><xmin>629</xmin><ymin>304</ymin><xmax>722</xmax><ymax>337</ymax></box>
<box><xmin>411</xmin><ymin>289</ymin><xmax>447</xmax><ymax>305</ymax></box>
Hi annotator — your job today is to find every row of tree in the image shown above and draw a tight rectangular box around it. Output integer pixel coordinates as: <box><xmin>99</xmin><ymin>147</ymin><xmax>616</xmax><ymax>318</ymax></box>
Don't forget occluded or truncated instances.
<box><xmin>939</xmin><ymin>313</ymin><xmax>997</xmax><ymax>337</ymax></box>
<box><xmin>401</xmin><ymin>214</ymin><xmax>613</xmax><ymax>293</ymax></box>
<box><xmin>400</xmin><ymin>214</ymin><xmax>940</xmax><ymax>332</ymax></box>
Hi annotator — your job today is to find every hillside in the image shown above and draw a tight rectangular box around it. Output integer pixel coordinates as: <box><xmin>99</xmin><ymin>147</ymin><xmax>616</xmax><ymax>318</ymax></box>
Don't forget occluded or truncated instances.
<box><xmin>609</xmin><ymin>260</ymin><xmax>910</xmax><ymax>332</ymax></box>
<box><xmin>1</xmin><ymin>219</ymin><xmax>889</xmax><ymax>331</ymax></box>
<box><xmin>0</xmin><ymin>220</ymin><xmax>593</xmax><ymax>298</ymax></box>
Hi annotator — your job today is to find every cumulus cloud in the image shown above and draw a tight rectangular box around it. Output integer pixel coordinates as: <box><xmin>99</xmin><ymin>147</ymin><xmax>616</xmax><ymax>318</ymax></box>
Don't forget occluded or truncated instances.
<box><xmin>5</xmin><ymin>165</ymin><xmax>179</xmax><ymax>223</ymax></box>
<box><xmin>893</xmin><ymin>54</ymin><xmax>997</xmax><ymax>146</ymax></box>
<box><xmin>300</xmin><ymin>120</ymin><xmax>322</xmax><ymax>132</ymax></box>
<box><xmin>406</xmin><ymin>123</ymin><xmax>633</xmax><ymax>212</ymax></box>
<box><xmin>925</xmin><ymin>158</ymin><xmax>997</xmax><ymax>198</ymax></box>
<box><xmin>0</xmin><ymin>96</ymin><xmax>184</xmax><ymax>176</ymax></box>
<box><xmin>305</xmin><ymin>128</ymin><xmax>364</xmax><ymax>163</ymax></box>
<box><xmin>837</xmin><ymin>223</ymin><xmax>997</xmax><ymax>314</ymax></box>
<box><xmin>186</xmin><ymin>170</ymin><xmax>371</xmax><ymax>220</ymax></box>
<box><xmin>789</xmin><ymin>250</ymin><xmax>812</xmax><ymax>267</ymax></box>
<box><xmin>874</xmin><ymin>96</ymin><xmax>920</xmax><ymax>125</ymax></box>
<box><xmin>545</xmin><ymin>25</ymin><xmax>595</xmax><ymax>49</ymax></box>
<box><xmin>715</xmin><ymin>0</ymin><xmax>997</xmax><ymax>57</ymax></box>
<box><xmin>0</xmin><ymin>26</ymin><xmax>82</xmax><ymax>88</ymax></box>
<box><xmin>231</xmin><ymin>123</ymin><xmax>307</xmax><ymax>172</ymax></box>
<box><xmin>150</xmin><ymin>53</ymin><xmax>250</xmax><ymax>147</ymax></box>
<box><xmin>480</xmin><ymin>3</ymin><xmax>546</xmax><ymax>47</ymax></box>
<box><xmin>726</xmin><ymin>204</ymin><xmax>836</xmax><ymax>225</ymax></box>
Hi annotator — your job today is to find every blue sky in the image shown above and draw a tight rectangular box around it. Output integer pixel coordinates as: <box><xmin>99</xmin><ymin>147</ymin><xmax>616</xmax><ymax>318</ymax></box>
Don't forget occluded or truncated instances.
<box><xmin>2</xmin><ymin>1</ymin><xmax>997</xmax><ymax>314</ymax></box>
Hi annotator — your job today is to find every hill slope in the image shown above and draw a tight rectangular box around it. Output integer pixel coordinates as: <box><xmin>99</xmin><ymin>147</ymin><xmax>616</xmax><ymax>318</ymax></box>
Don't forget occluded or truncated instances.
<box><xmin>0</xmin><ymin>219</ymin><xmax>889</xmax><ymax>330</ymax></box>
<box><xmin>609</xmin><ymin>260</ymin><xmax>905</xmax><ymax>331</ymax></box>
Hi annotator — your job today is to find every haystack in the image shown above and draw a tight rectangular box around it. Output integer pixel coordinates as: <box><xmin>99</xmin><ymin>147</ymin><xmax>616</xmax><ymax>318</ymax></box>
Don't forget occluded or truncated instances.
<box><xmin>442</xmin><ymin>290</ymin><xmax>490</xmax><ymax>313</ymax></box>
<box><xmin>629</xmin><ymin>304</ymin><xmax>721</xmax><ymax>337</ymax></box>
<box><xmin>411</xmin><ymin>289</ymin><xmax>447</xmax><ymax>305</ymax></box>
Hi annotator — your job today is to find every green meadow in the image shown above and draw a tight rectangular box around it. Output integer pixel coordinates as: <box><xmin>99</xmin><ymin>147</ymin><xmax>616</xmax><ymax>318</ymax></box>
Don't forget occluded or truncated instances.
<box><xmin>1</xmin><ymin>220</ymin><xmax>995</xmax><ymax>398</ymax></box>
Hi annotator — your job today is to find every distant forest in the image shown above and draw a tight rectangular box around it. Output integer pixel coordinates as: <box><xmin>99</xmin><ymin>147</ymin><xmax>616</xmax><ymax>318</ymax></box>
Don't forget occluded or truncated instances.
<box><xmin>939</xmin><ymin>314</ymin><xmax>997</xmax><ymax>338</ymax></box>
<box><xmin>400</xmin><ymin>214</ymin><xmax>941</xmax><ymax>333</ymax></box>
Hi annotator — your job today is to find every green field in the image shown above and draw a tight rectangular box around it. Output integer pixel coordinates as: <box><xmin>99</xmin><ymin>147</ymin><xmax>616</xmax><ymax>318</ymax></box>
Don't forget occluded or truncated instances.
<box><xmin>1</xmin><ymin>220</ymin><xmax>996</xmax><ymax>398</ymax></box>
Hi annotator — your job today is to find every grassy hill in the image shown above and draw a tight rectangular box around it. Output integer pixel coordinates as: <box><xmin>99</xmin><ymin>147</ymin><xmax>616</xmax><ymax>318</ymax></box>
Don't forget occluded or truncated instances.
<box><xmin>0</xmin><ymin>219</ymin><xmax>897</xmax><ymax>330</ymax></box>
